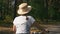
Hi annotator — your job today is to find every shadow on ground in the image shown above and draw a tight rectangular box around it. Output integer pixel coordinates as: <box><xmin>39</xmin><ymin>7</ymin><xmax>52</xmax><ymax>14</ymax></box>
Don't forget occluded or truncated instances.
<box><xmin>0</xmin><ymin>31</ymin><xmax>14</xmax><ymax>34</ymax></box>
<box><xmin>0</xmin><ymin>26</ymin><xmax>14</xmax><ymax>34</ymax></box>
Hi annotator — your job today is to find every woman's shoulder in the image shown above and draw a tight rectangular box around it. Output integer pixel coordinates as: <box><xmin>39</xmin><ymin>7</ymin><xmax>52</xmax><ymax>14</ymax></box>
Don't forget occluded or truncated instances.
<box><xmin>14</xmin><ymin>16</ymin><xmax>22</xmax><ymax>19</ymax></box>
<box><xmin>28</xmin><ymin>16</ymin><xmax>32</xmax><ymax>17</ymax></box>
<box><xmin>18</xmin><ymin>15</ymin><xmax>33</xmax><ymax>18</ymax></box>
<box><xmin>28</xmin><ymin>16</ymin><xmax>34</xmax><ymax>19</ymax></box>
<box><xmin>16</xmin><ymin>16</ymin><xmax>23</xmax><ymax>18</ymax></box>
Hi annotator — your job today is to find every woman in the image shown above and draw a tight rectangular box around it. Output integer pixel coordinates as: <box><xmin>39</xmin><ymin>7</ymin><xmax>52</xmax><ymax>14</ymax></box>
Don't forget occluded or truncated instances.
<box><xmin>13</xmin><ymin>3</ymin><xmax>35</xmax><ymax>34</ymax></box>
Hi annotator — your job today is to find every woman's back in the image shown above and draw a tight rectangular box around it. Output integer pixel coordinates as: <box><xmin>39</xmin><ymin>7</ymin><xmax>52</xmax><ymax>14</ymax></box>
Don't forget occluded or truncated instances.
<box><xmin>13</xmin><ymin>16</ymin><xmax>35</xmax><ymax>33</ymax></box>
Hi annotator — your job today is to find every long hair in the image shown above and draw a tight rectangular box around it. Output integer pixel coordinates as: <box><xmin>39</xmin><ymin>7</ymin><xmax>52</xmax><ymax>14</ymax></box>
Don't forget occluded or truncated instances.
<box><xmin>26</xmin><ymin>15</ymin><xmax>29</xmax><ymax>20</ymax></box>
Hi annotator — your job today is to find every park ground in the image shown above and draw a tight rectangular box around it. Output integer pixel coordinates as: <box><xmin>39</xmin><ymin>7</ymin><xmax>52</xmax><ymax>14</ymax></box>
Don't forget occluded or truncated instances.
<box><xmin>0</xmin><ymin>24</ymin><xmax>60</xmax><ymax>34</ymax></box>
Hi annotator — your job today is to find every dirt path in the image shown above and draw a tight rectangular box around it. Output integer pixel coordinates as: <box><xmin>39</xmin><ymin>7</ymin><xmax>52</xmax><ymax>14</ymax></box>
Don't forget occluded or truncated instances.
<box><xmin>0</xmin><ymin>27</ymin><xmax>14</xmax><ymax>34</ymax></box>
<box><xmin>41</xmin><ymin>25</ymin><xmax>60</xmax><ymax>34</ymax></box>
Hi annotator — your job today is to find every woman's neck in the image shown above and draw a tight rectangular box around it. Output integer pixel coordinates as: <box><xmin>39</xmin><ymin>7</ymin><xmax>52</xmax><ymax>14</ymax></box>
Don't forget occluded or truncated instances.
<box><xmin>20</xmin><ymin>14</ymin><xmax>28</xmax><ymax>16</ymax></box>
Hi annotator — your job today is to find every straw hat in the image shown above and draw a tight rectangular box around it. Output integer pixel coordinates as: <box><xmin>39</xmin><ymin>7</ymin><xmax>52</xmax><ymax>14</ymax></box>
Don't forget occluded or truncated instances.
<box><xmin>17</xmin><ymin>3</ymin><xmax>31</xmax><ymax>14</ymax></box>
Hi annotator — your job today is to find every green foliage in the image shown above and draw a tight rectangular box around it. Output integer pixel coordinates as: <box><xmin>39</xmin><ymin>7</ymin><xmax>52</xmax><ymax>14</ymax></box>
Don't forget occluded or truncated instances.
<box><xmin>48</xmin><ymin>0</ymin><xmax>60</xmax><ymax>20</ymax></box>
<box><xmin>4</xmin><ymin>15</ymin><xmax>13</xmax><ymax>23</ymax></box>
<box><xmin>28</xmin><ymin>0</ymin><xmax>45</xmax><ymax>20</ymax></box>
<box><xmin>0</xmin><ymin>0</ymin><xmax>60</xmax><ymax>27</ymax></box>
<box><xmin>48</xmin><ymin>7</ymin><xmax>56</xmax><ymax>18</ymax></box>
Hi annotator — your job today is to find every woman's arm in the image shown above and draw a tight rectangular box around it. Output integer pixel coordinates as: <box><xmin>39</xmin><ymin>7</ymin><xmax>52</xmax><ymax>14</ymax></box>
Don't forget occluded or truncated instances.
<box><xmin>13</xmin><ymin>25</ymin><xmax>16</xmax><ymax>32</ymax></box>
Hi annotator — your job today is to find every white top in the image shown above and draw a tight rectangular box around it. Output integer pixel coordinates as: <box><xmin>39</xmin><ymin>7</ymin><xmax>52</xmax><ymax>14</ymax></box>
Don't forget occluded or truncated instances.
<box><xmin>13</xmin><ymin>16</ymin><xmax>35</xmax><ymax>33</ymax></box>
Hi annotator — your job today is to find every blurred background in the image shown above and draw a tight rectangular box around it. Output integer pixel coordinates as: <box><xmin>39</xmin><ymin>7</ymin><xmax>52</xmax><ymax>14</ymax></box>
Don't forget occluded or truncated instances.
<box><xmin>0</xmin><ymin>0</ymin><xmax>60</xmax><ymax>34</ymax></box>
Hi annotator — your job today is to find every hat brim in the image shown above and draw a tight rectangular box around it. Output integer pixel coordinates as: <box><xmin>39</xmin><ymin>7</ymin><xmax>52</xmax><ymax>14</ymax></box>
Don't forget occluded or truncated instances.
<box><xmin>17</xmin><ymin>6</ymin><xmax>31</xmax><ymax>14</ymax></box>
<box><xmin>17</xmin><ymin>10</ymin><xmax>29</xmax><ymax>14</ymax></box>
